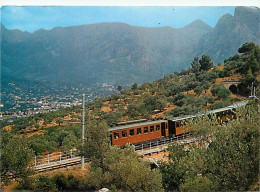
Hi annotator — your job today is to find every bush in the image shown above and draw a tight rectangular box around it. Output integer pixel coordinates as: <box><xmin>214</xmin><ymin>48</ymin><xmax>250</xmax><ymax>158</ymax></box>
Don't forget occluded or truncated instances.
<box><xmin>211</xmin><ymin>85</ymin><xmax>231</xmax><ymax>100</ymax></box>
<box><xmin>211</xmin><ymin>101</ymin><xmax>225</xmax><ymax>109</ymax></box>
<box><xmin>53</xmin><ymin>174</ymin><xmax>68</xmax><ymax>190</ymax></box>
<box><xmin>34</xmin><ymin>176</ymin><xmax>58</xmax><ymax>191</ymax></box>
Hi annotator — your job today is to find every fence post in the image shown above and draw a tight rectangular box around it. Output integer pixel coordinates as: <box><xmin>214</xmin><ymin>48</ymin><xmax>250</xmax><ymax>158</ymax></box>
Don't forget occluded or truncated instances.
<box><xmin>59</xmin><ymin>152</ymin><xmax>62</xmax><ymax>162</ymax></box>
<box><xmin>70</xmin><ymin>149</ymin><xmax>72</xmax><ymax>158</ymax></box>
<box><xmin>150</xmin><ymin>142</ymin><xmax>151</xmax><ymax>150</ymax></box>
<box><xmin>35</xmin><ymin>155</ymin><xmax>37</xmax><ymax>167</ymax></box>
<box><xmin>142</xmin><ymin>143</ymin><xmax>143</xmax><ymax>151</ymax></box>
<box><xmin>171</xmin><ymin>137</ymin><xmax>172</xmax><ymax>143</ymax></box>
<box><xmin>48</xmin><ymin>153</ymin><xmax>50</xmax><ymax>164</ymax></box>
<box><xmin>157</xmin><ymin>140</ymin><xmax>159</xmax><ymax>146</ymax></box>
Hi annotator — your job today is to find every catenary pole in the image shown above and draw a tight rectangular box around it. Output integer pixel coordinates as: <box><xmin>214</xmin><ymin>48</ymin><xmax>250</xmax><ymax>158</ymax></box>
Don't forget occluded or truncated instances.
<box><xmin>81</xmin><ymin>94</ymin><xmax>85</xmax><ymax>169</ymax></box>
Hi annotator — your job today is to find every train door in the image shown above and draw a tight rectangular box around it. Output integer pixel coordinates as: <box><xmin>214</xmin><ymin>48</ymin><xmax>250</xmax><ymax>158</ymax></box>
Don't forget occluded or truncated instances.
<box><xmin>110</xmin><ymin>134</ymin><xmax>113</xmax><ymax>145</ymax></box>
<box><xmin>168</xmin><ymin>120</ymin><xmax>176</xmax><ymax>136</ymax></box>
<box><xmin>161</xmin><ymin>122</ymin><xmax>166</xmax><ymax>137</ymax></box>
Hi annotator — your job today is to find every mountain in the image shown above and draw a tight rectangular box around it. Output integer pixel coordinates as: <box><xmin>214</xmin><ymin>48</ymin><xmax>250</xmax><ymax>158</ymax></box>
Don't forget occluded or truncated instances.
<box><xmin>196</xmin><ymin>6</ymin><xmax>260</xmax><ymax>63</ymax></box>
<box><xmin>1</xmin><ymin>7</ymin><xmax>259</xmax><ymax>94</ymax></box>
<box><xmin>1</xmin><ymin>20</ymin><xmax>212</xmax><ymax>88</ymax></box>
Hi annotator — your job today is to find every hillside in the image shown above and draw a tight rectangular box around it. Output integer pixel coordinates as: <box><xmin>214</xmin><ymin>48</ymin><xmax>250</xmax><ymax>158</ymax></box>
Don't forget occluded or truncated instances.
<box><xmin>2</xmin><ymin>42</ymin><xmax>259</xmax><ymax>148</ymax></box>
<box><xmin>1</xmin><ymin>42</ymin><xmax>259</xmax><ymax>192</ymax></box>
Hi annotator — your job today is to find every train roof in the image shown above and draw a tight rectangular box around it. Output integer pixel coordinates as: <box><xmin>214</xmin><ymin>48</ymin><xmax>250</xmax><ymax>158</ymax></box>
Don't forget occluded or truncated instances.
<box><xmin>170</xmin><ymin>114</ymin><xmax>198</xmax><ymax>121</ymax></box>
<box><xmin>169</xmin><ymin>101</ymin><xmax>248</xmax><ymax>122</ymax></box>
<box><xmin>109</xmin><ymin>119</ymin><xmax>167</xmax><ymax>132</ymax></box>
<box><xmin>227</xmin><ymin>100</ymin><xmax>248</xmax><ymax>108</ymax></box>
<box><xmin>109</xmin><ymin>101</ymin><xmax>248</xmax><ymax>131</ymax></box>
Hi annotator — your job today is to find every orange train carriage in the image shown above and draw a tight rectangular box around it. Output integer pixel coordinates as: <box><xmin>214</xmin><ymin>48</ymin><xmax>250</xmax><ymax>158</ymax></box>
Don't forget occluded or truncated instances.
<box><xmin>110</xmin><ymin>120</ymin><xmax>169</xmax><ymax>147</ymax></box>
<box><xmin>109</xmin><ymin>101</ymin><xmax>248</xmax><ymax>147</ymax></box>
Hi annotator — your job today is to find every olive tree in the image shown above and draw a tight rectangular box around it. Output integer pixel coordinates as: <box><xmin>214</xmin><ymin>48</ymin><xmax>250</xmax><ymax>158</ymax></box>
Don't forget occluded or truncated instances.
<box><xmin>1</xmin><ymin>131</ymin><xmax>34</xmax><ymax>184</ymax></box>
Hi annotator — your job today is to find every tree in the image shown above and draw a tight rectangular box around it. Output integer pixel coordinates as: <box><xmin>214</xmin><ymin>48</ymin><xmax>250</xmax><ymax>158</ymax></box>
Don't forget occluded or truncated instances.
<box><xmin>211</xmin><ymin>85</ymin><xmax>231</xmax><ymax>100</ymax></box>
<box><xmin>161</xmin><ymin>105</ymin><xmax>260</xmax><ymax>191</ymax></box>
<box><xmin>56</xmin><ymin>118</ymin><xmax>63</xmax><ymax>126</ymax></box>
<box><xmin>194</xmin><ymin>86</ymin><xmax>203</xmax><ymax>96</ymax></box>
<box><xmin>160</xmin><ymin>143</ymin><xmax>189</xmax><ymax>191</ymax></box>
<box><xmin>195</xmin><ymin>97</ymin><xmax>207</xmax><ymax>107</ymax></box>
<box><xmin>201</xmin><ymin>80</ymin><xmax>211</xmax><ymax>90</ymax></box>
<box><xmin>155</xmin><ymin>98</ymin><xmax>167</xmax><ymax>111</ymax></box>
<box><xmin>132</xmin><ymin>83</ymin><xmax>138</xmax><ymax>90</ymax></box>
<box><xmin>201</xmin><ymin>106</ymin><xmax>259</xmax><ymax>191</ymax></box>
<box><xmin>117</xmin><ymin>85</ymin><xmax>122</xmax><ymax>93</ymax></box>
<box><xmin>33</xmin><ymin>176</ymin><xmax>58</xmax><ymax>191</ymax></box>
<box><xmin>83</xmin><ymin>120</ymin><xmax>110</xmax><ymax>168</ymax></box>
<box><xmin>1</xmin><ymin>131</ymin><xmax>34</xmax><ymax>184</ymax></box>
<box><xmin>199</xmin><ymin>55</ymin><xmax>214</xmax><ymax>71</ymax></box>
<box><xmin>191</xmin><ymin>56</ymin><xmax>201</xmax><ymax>74</ymax></box>
<box><xmin>86</xmin><ymin>145</ymin><xmax>163</xmax><ymax>191</ymax></box>
<box><xmin>217</xmin><ymin>88</ymin><xmax>231</xmax><ymax>100</ymax></box>
<box><xmin>238</xmin><ymin>42</ymin><xmax>255</xmax><ymax>54</ymax></box>
<box><xmin>61</xmin><ymin>132</ymin><xmax>79</xmax><ymax>152</ymax></box>
<box><xmin>34</xmin><ymin>123</ymin><xmax>40</xmax><ymax>129</ymax></box>
<box><xmin>246</xmin><ymin>48</ymin><xmax>260</xmax><ymax>74</ymax></box>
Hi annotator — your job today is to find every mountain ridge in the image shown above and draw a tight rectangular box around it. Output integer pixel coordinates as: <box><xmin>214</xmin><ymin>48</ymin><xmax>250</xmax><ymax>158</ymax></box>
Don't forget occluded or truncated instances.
<box><xmin>1</xmin><ymin>6</ymin><xmax>259</xmax><ymax>97</ymax></box>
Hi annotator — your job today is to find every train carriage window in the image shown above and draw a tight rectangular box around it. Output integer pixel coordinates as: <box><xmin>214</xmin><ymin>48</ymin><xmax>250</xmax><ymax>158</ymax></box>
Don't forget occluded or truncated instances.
<box><xmin>137</xmin><ymin>128</ymin><xmax>142</xmax><ymax>135</ymax></box>
<box><xmin>114</xmin><ymin>132</ymin><xmax>119</xmax><ymax>139</ymax></box>
<box><xmin>166</xmin><ymin>123</ymin><xmax>168</xmax><ymax>129</ymax></box>
<box><xmin>176</xmin><ymin>121</ymin><xmax>180</xmax><ymax>127</ymax></box>
<box><xmin>144</xmin><ymin>127</ymin><xmax>148</xmax><ymax>133</ymax></box>
<box><xmin>150</xmin><ymin>126</ymin><xmax>154</xmax><ymax>132</ymax></box>
<box><xmin>156</xmin><ymin>125</ymin><xmax>160</xmax><ymax>131</ymax></box>
<box><xmin>129</xmin><ymin>129</ymin><xmax>135</xmax><ymax>136</ymax></box>
<box><xmin>122</xmin><ymin>130</ymin><xmax>127</xmax><ymax>137</ymax></box>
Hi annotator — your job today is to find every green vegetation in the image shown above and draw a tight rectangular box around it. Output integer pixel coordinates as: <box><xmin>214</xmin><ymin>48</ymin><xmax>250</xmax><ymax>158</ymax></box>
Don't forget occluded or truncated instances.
<box><xmin>85</xmin><ymin>145</ymin><xmax>162</xmax><ymax>191</ymax></box>
<box><xmin>29</xmin><ymin>125</ymin><xmax>81</xmax><ymax>155</ymax></box>
<box><xmin>17</xmin><ymin>174</ymin><xmax>81</xmax><ymax>191</ymax></box>
<box><xmin>0</xmin><ymin>131</ymin><xmax>34</xmax><ymax>184</ymax></box>
<box><xmin>223</xmin><ymin>42</ymin><xmax>260</xmax><ymax>96</ymax></box>
<box><xmin>160</xmin><ymin>104</ymin><xmax>259</xmax><ymax>191</ymax></box>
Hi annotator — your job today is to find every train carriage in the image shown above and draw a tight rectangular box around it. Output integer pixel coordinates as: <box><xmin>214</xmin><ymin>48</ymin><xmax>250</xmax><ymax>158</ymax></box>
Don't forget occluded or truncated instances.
<box><xmin>109</xmin><ymin>120</ymin><xmax>169</xmax><ymax>146</ymax></box>
<box><xmin>168</xmin><ymin>114</ymin><xmax>197</xmax><ymax>136</ymax></box>
<box><xmin>109</xmin><ymin>101</ymin><xmax>248</xmax><ymax>147</ymax></box>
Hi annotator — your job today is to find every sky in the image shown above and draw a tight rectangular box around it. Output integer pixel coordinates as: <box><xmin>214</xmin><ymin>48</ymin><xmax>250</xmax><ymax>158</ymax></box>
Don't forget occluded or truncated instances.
<box><xmin>1</xmin><ymin>6</ymin><xmax>236</xmax><ymax>33</ymax></box>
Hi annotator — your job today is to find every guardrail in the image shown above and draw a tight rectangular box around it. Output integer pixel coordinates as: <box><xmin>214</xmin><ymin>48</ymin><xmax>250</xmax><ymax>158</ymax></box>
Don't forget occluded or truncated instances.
<box><xmin>34</xmin><ymin>157</ymin><xmax>83</xmax><ymax>173</ymax></box>
<box><xmin>134</xmin><ymin>133</ymin><xmax>192</xmax><ymax>151</ymax></box>
<box><xmin>33</xmin><ymin>149</ymin><xmax>80</xmax><ymax>168</ymax></box>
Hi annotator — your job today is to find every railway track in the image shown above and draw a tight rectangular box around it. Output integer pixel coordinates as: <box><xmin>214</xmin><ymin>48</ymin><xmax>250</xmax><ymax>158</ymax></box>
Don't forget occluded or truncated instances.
<box><xmin>34</xmin><ymin>157</ymin><xmax>84</xmax><ymax>173</ymax></box>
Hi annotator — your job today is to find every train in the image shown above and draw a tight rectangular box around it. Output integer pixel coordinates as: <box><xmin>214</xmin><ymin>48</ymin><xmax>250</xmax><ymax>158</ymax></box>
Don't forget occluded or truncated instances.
<box><xmin>109</xmin><ymin>101</ymin><xmax>248</xmax><ymax>146</ymax></box>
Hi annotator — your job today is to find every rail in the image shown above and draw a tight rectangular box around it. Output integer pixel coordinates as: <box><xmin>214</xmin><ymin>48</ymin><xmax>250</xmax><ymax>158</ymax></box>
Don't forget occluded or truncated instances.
<box><xmin>33</xmin><ymin>149</ymin><xmax>80</xmax><ymax>167</ymax></box>
<box><xmin>133</xmin><ymin>133</ymin><xmax>192</xmax><ymax>151</ymax></box>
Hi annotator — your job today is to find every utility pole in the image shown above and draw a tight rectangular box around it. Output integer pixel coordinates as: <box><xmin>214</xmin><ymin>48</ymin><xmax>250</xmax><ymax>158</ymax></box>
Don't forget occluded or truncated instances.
<box><xmin>81</xmin><ymin>94</ymin><xmax>85</xmax><ymax>169</ymax></box>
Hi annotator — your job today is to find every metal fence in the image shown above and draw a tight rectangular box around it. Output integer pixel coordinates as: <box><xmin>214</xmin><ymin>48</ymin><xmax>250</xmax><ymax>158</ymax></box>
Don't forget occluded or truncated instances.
<box><xmin>33</xmin><ymin>149</ymin><xmax>80</xmax><ymax>167</ymax></box>
<box><xmin>134</xmin><ymin>133</ymin><xmax>192</xmax><ymax>151</ymax></box>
